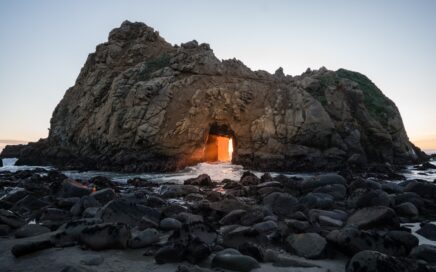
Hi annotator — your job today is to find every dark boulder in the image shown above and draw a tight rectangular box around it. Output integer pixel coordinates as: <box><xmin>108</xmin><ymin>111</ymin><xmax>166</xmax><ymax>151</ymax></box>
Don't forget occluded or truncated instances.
<box><xmin>410</xmin><ymin>244</ymin><xmax>436</xmax><ymax>264</ymax></box>
<box><xmin>98</xmin><ymin>198</ymin><xmax>160</xmax><ymax>226</ymax></box>
<box><xmin>154</xmin><ymin>243</ymin><xmax>185</xmax><ymax>264</ymax></box>
<box><xmin>15</xmin><ymin>224</ymin><xmax>51</xmax><ymax>238</ymax></box>
<box><xmin>346</xmin><ymin>206</ymin><xmax>399</xmax><ymax>229</ymax></box>
<box><xmin>60</xmin><ymin>179</ymin><xmax>91</xmax><ymax>198</ymax></box>
<box><xmin>90</xmin><ymin>188</ymin><xmax>116</xmax><ymax>205</ymax></box>
<box><xmin>416</xmin><ymin>223</ymin><xmax>436</xmax><ymax>241</ymax></box>
<box><xmin>355</xmin><ymin>189</ymin><xmax>391</xmax><ymax>208</ymax></box>
<box><xmin>327</xmin><ymin>226</ymin><xmax>418</xmax><ymax>256</ymax></box>
<box><xmin>285</xmin><ymin>232</ymin><xmax>327</xmax><ymax>259</ymax></box>
<box><xmin>0</xmin><ymin>209</ymin><xmax>25</xmax><ymax>228</ymax></box>
<box><xmin>404</xmin><ymin>181</ymin><xmax>436</xmax><ymax>200</ymax></box>
<box><xmin>346</xmin><ymin>250</ymin><xmax>433</xmax><ymax>272</ymax></box>
<box><xmin>240</xmin><ymin>171</ymin><xmax>260</xmax><ymax>186</ymax></box>
<box><xmin>301</xmin><ymin>174</ymin><xmax>347</xmax><ymax>194</ymax></box>
<box><xmin>263</xmin><ymin>192</ymin><xmax>298</xmax><ymax>218</ymax></box>
<box><xmin>184</xmin><ymin>174</ymin><xmax>214</xmax><ymax>187</ymax></box>
<box><xmin>78</xmin><ymin>222</ymin><xmax>131</xmax><ymax>250</ymax></box>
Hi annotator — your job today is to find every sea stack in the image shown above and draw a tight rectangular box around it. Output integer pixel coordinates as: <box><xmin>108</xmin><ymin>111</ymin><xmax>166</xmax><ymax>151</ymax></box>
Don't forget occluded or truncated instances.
<box><xmin>0</xmin><ymin>21</ymin><xmax>427</xmax><ymax>172</ymax></box>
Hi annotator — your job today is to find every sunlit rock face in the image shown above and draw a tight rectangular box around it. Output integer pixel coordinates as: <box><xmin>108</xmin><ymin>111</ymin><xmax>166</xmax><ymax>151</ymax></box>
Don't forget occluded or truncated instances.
<box><xmin>3</xmin><ymin>21</ymin><xmax>427</xmax><ymax>172</ymax></box>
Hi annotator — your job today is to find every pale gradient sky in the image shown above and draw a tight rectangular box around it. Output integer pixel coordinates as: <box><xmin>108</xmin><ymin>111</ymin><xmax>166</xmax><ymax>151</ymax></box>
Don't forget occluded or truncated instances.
<box><xmin>0</xmin><ymin>0</ymin><xmax>435</xmax><ymax>149</ymax></box>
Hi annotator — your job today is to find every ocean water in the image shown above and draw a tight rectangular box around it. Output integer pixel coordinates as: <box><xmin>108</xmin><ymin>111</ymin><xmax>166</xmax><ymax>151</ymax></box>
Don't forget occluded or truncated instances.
<box><xmin>0</xmin><ymin>158</ymin><xmax>315</xmax><ymax>183</ymax></box>
<box><xmin>1</xmin><ymin>157</ymin><xmax>435</xmax><ymax>184</ymax></box>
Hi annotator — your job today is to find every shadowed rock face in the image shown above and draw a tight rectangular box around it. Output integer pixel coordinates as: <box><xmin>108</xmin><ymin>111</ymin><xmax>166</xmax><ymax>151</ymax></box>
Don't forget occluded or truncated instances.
<box><xmin>1</xmin><ymin>21</ymin><xmax>427</xmax><ymax>172</ymax></box>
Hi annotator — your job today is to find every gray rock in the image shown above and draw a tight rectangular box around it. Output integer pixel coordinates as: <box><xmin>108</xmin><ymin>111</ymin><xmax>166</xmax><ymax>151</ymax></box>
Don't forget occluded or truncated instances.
<box><xmin>285</xmin><ymin>233</ymin><xmax>327</xmax><ymax>259</ymax></box>
<box><xmin>238</xmin><ymin>242</ymin><xmax>264</xmax><ymax>262</ymax></box>
<box><xmin>184</xmin><ymin>174</ymin><xmax>214</xmax><ymax>187</ymax></box>
<box><xmin>160</xmin><ymin>218</ymin><xmax>182</xmax><ymax>230</ymax></box>
<box><xmin>253</xmin><ymin>220</ymin><xmax>278</xmax><ymax>234</ymax></box>
<box><xmin>98</xmin><ymin>198</ymin><xmax>160</xmax><ymax>226</ymax></box>
<box><xmin>159</xmin><ymin>185</ymin><xmax>199</xmax><ymax>198</ymax></box>
<box><xmin>175</xmin><ymin>212</ymin><xmax>203</xmax><ymax>224</ymax></box>
<box><xmin>394</xmin><ymin>192</ymin><xmax>425</xmax><ymax>210</ymax></box>
<box><xmin>82</xmin><ymin>207</ymin><xmax>100</xmax><ymax>218</ymax></box>
<box><xmin>404</xmin><ymin>181</ymin><xmax>436</xmax><ymax>200</ymax></box>
<box><xmin>318</xmin><ymin>215</ymin><xmax>343</xmax><ymax>227</ymax></box>
<box><xmin>79</xmin><ymin>223</ymin><xmax>131</xmax><ymax>250</ymax></box>
<box><xmin>410</xmin><ymin>244</ymin><xmax>436</xmax><ymax>264</ymax></box>
<box><xmin>395</xmin><ymin>202</ymin><xmax>419</xmax><ymax>217</ymax></box>
<box><xmin>154</xmin><ymin>244</ymin><xmax>185</xmax><ymax>264</ymax></box>
<box><xmin>40</xmin><ymin>208</ymin><xmax>70</xmax><ymax>222</ymax></box>
<box><xmin>222</xmin><ymin>226</ymin><xmax>260</xmax><ymax>248</ymax></box>
<box><xmin>327</xmin><ymin>226</ymin><xmax>418</xmax><ymax>256</ymax></box>
<box><xmin>60</xmin><ymin>179</ymin><xmax>91</xmax><ymax>198</ymax></box>
<box><xmin>210</xmin><ymin>199</ymin><xmax>248</xmax><ymax>214</ymax></box>
<box><xmin>301</xmin><ymin>174</ymin><xmax>346</xmax><ymax>193</ymax></box>
<box><xmin>129</xmin><ymin>228</ymin><xmax>159</xmax><ymax>248</ymax></box>
<box><xmin>0</xmin><ymin>224</ymin><xmax>11</xmax><ymax>236</ymax></box>
<box><xmin>212</xmin><ymin>251</ymin><xmax>260</xmax><ymax>272</ymax></box>
<box><xmin>11</xmin><ymin>239</ymin><xmax>54</xmax><ymax>257</ymax></box>
<box><xmin>263</xmin><ymin>192</ymin><xmax>298</xmax><ymax>217</ymax></box>
<box><xmin>12</xmin><ymin>195</ymin><xmax>49</xmax><ymax>213</ymax></box>
<box><xmin>219</xmin><ymin>209</ymin><xmax>247</xmax><ymax>225</ymax></box>
<box><xmin>15</xmin><ymin>224</ymin><xmax>50</xmax><ymax>238</ymax></box>
<box><xmin>0</xmin><ymin>209</ymin><xmax>25</xmax><ymax>228</ymax></box>
<box><xmin>346</xmin><ymin>250</ymin><xmax>432</xmax><ymax>272</ymax></box>
<box><xmin>346</xmin><ymin>206</ymin><xmax>399</xmax><ymax>229</ymax></box>
<box><xmin>355</xmin><ymin>189</ymin><xmax>391</xmax><ymax>208</ymax></box>
<box><xmin>80</xmin><ymin>255</ymin><xmax>104</xmax><ymax>266</ymax></box>
<box><xmin>284</xmin><ymin>219</ymin><xmax>311</xmax><ymax>233</ymax></box>
<box><xmin>240</xmin><ymin>208</ymin><xmax>265</xmax><ymax>226</ymax></box>
<box><xmin>90</xmin><ymin>188</ymin><xmax>116</xmax><ymax>204</ymax></box>
<box><xmin>349</xmin><ymin>179</ymin><xmax>381</xmax><ymax>192</ymax></box>
<box><xmin>313</xmin><ymin>183</ymin><xmax>346</xmax><ymax>200</ymax></box>
<box><xmin>416</xmin><ymin>223</ymin><xmax>436</xmax><ymax>241</ymax></box>
<box><xmin>299</xmin><ymin>193</ymin><xmax>334</xmax><ymax>209</ymax></box>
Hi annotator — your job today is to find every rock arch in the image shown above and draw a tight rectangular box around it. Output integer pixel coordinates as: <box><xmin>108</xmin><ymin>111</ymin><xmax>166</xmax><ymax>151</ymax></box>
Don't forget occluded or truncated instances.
<box><xmin>2</xmin><ymin>21</ymin><xmax>427</xmax><ymax>172</ymax></box>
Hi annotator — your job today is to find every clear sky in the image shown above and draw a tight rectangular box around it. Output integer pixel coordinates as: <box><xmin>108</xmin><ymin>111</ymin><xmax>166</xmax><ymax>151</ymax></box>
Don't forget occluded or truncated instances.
<box><xmin>0</xmin><ymin>0</ymin><xmax>435</xmax><ymax>150</ymax></box>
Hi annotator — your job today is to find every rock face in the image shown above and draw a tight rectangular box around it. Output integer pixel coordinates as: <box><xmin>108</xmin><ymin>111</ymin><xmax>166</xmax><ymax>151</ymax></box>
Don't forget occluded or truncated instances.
<box><xmin>1</xmin><ymin>20</ymin><xmax>426</xmax><ymax>172</ymax></box>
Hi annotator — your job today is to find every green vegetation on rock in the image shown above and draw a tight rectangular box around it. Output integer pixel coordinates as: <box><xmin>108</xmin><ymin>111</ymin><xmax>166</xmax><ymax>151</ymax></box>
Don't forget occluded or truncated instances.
<box><xmin>336</xmin><ymin>68</ymin><xmax>396</xmax><ymax>123</ymax></box>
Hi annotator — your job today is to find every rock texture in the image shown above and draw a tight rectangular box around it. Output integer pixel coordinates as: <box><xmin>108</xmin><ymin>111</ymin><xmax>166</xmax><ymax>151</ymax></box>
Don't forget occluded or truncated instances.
<box><xmin>1</xmin><ymin>21</ymin><xmax>427</xmax><ymax>172</ymax></box>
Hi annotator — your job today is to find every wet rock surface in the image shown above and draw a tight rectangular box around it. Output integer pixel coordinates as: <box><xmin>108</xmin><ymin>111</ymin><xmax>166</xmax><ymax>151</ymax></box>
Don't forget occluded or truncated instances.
<box><xmin>1</xmin><ymin>166</ymin><xmax>436</xmax><ymax>272</ymax></box>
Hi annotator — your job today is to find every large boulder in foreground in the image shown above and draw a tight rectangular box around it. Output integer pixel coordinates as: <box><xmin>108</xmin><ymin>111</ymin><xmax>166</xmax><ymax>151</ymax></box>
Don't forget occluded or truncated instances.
<box><xmin>2</xmin><ymin>20</ymin><xmax>426</xmax><ymax>172</ymax></box>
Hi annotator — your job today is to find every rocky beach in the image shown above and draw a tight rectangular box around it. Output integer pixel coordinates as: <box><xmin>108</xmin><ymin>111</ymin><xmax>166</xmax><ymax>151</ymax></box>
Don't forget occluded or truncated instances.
<box><xmin>1</xmin><ymin>20</ymin><xmax>435</xmax><ymax>272</ymax></box>
<box><xmin>0</xmin><ymin>158</ymin><xmax>436</xmax><ymax>272</ymax></box>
